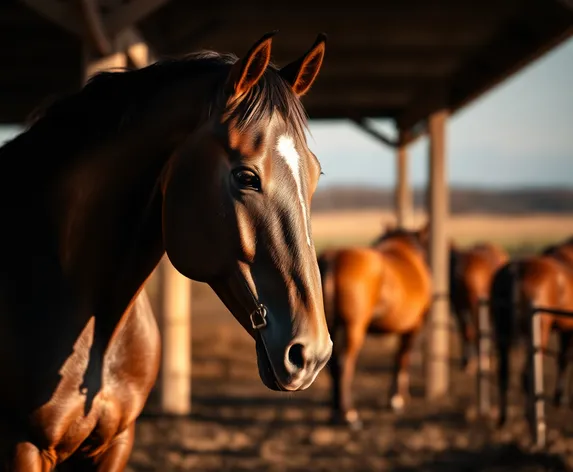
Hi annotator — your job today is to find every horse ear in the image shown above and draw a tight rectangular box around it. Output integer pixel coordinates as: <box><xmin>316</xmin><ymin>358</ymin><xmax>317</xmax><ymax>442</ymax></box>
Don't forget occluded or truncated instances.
<box><xmin>227</xmin><ymin>31</ymin><xmax>277</xmax><ymax>99</ymax></box>
<box><xmin>280</xmin><ymin>33</ymin><xmax>327</xmax><ymax>97</ymax></box>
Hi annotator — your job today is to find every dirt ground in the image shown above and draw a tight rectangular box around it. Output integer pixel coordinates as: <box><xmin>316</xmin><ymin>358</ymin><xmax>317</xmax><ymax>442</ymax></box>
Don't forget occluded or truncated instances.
<box><xmin>126</xmin><ymin>282</ymin><xmax>573</xmax><ymax>472</ymax></box>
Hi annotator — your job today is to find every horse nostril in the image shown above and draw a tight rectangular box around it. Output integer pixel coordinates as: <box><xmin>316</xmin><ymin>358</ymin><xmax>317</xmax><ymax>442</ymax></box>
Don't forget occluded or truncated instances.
<box><xmin>287</xmin><ymin>343</ymin><xmax>305</xmax><ymax>372</ymax></box>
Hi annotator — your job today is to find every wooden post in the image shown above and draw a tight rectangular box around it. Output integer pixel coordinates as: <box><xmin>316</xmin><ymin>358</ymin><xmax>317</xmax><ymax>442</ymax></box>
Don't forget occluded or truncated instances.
<box><xmin>426</xmin><ymin>109</ymin><xmax>450</xmax><ymax>399</ymax></box>
<box><xmin>530</xmin><ymin>308</ymin><xmax>546</xmax><ymax>448</ymax></box>
<box><xmin>477</xmin><ymin>298</ymin><xmax>491</xmax><ymax>417</ymax></box>
<box><xmin>159</xmin><ymin>257</ymin><xmax>192</xmax><ymax>414</ymax></box>
<box><xmin>395</xmin><ymin>143</ymin><xmax>412</xmax><ymax>228</ymax></box>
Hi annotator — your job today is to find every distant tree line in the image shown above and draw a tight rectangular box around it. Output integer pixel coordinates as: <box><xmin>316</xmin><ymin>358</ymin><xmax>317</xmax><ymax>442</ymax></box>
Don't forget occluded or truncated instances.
<box><xmin>311</xmin><ymin>186</ymin><xmax>573</xmax><ymax>215</ymax></box>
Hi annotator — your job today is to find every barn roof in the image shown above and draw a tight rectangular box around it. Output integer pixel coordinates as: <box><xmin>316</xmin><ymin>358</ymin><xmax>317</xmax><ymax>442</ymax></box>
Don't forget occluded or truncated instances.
<box><xmin>2</xmin><ymin>0</ymin><xmax>572</xmax><ymax>142</ymax></box>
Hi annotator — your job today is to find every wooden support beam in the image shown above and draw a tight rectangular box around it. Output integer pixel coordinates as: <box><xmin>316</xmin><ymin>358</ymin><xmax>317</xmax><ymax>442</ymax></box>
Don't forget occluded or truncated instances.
<box><xmin>351</xmin><ymin>118</ymin><xmax>398</xmax><ymax>148</ymax></box>
<box><xmin>395</xmin><ymin>143</ymin><xmax>413</xmax><ymax>229</ymax></box>
<box><xmin>396</xmin><ymin>83</ymin><xmax>449</xmax><ymax>135</ymax></box>
<box><xmin>79</xmin><ymin>0</ymin><xmax>113</xmax><ymax>56</ymax></box>
<box><xmin>399</xmin><ymin>121</ymin><xmax>428</xmax><ymax>147</ymax></box>
<box><xmin>425</xmin><ymin>109</ymin><xmax>450</xmax><ymax>400</ymax></box>
<box><xmin>158</xmin><ymin>257</ymin><xmax>192</xmax><ymax>415</ymax></box>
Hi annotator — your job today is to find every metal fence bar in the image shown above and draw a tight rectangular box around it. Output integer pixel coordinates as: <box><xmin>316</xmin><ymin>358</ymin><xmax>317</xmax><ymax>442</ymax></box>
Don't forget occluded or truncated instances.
<box><xmin>454</xmin><ymin>292</ymin><xmax>573</xmax><ymax>447</ymax></box>
<box><xmin>528</xmin><ymin>304</ymin><xmax>573</xmax><ymax>449</ymax></box>
<box><xmin>530</xmin><ymin>308</ymin><xmax>546</xmax><ymax>448</ymax></box>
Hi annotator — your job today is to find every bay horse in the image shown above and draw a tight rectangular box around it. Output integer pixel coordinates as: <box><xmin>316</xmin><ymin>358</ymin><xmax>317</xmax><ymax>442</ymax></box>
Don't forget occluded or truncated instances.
<box><xmin>449</xmin><ymin>241</ymin><xmax>509</xmax><ymax>372</ymax></box>
<box><xmin>318</xmin><ymin>224</ymin><xmax>432</xmax><ymax>429</ymax></box>
<box><xmin>491</xmin><ymin>236</ymin><xmax>573</xmax><ymax>427</ymax></box>
<box><xmin>0</xmin><ymin>32</ymin><xmax>333</xmax><ymax>471</ymax></box>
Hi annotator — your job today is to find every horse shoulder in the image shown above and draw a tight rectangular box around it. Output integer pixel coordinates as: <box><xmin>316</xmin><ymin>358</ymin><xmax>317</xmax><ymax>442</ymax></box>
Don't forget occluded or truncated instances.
<box><xmin>104</xmin><ymin>290</ymin><xmax>160</xmax><ymax>426</ymax></box>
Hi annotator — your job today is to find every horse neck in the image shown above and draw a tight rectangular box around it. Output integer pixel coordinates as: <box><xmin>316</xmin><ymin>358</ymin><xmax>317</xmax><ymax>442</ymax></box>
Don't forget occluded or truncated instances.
<box><xmin>0</xmin><ymin>72</ymin><xmax>214</xmax><ymax>319</ymax></box>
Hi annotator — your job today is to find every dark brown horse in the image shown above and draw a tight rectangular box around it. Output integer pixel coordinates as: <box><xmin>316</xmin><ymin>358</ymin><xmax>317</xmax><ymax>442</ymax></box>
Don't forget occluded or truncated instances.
<box><xmin>491</xmin><ymin>236</ymin><xmax>573</xmax><ymax>427</ymax></box>
<box><xmin>449</xmin><ymin>241</ymin><xmax>509</xmax><ymax>372</ymax></box>
<box><xmin>0</xmin><ymin>32</ymin><xmax>333</xmax><ymax>470</ymax></box>
<box><xmin>541</xmin><ymin>236</ymin><xmax>573</xmax><ymax>406</ymax></box>
<box><xmin>318</xmin><ymin>224</ymin><xmax>432</xmax><ymax>429</ymax></box>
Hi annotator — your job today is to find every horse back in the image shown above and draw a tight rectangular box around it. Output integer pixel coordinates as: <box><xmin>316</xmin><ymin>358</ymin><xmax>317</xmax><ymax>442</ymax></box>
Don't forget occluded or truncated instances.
<box><xmin>325</xmin><ymin>242</ymin><xmax>431</xmax><ymax>334</ymax></box>
<box><xmin>464</xmin><ymin>245</ymin><xmax>507</xmax><ymax>300</ymax></box>
<box><xmin>492</xmin><ymin>257</ymin><xmax>573</xmax><ymax>340</ymax></box>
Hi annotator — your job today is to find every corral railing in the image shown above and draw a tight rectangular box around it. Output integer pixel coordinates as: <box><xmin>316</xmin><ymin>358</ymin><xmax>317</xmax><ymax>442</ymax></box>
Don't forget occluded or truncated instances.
<box><xmin>474</xmin><ymin>298</ymin><xmax>573</xmax><ymax>449</ymax></box>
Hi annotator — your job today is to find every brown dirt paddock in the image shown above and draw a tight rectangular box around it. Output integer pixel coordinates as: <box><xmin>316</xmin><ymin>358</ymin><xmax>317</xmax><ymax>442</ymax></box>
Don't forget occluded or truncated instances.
<box><xmin>131</xmin><ymin>298</ymin><xmax>573</xmax><ymax>470</ymax></box>
<box><xmin>126</xmin><ymin>214</ymin><xmax>573</xmax><ymax>471</ymax></box>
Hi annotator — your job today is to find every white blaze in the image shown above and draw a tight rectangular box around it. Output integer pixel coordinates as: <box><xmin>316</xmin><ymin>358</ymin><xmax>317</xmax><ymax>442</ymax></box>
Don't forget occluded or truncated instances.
<box><xmin>276</xmin><ymin>135</ymin><xmax>312</xmax><ymax>246</ymax></box>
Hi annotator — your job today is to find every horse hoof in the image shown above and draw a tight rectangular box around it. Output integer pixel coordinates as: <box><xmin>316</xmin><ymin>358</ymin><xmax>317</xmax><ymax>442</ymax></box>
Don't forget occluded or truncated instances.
<box><xmin>390</xmin><ymin>394</ymin><xmax>406</xmax><ymax>413</ymax></box>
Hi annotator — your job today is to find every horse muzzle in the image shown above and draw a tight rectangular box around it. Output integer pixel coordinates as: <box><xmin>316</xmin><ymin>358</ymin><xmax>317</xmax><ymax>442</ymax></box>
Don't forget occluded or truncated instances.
<box><xmin>252</xmin><ymin>305</ymin><xmax>333</xmax><ymax>392</ymax></box>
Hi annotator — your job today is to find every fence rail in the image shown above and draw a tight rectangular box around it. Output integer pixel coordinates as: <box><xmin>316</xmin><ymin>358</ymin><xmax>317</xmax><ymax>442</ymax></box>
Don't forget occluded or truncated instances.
<box><xmin>472</xmin><ymin>297</ymin><xmax>573</xmax><ymax>449</ymax></box>
<box><xmin>529</xmin><ymin>305</ymin><xmax>573</xmax><ymax>448</ymax></box>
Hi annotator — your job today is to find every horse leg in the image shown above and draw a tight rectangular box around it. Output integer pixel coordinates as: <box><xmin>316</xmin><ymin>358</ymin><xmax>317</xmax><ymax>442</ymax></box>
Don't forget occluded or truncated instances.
<box><xmin>328</xmin><ymin>324</ymin><xmax>365</xmax><ymax>430</ymax></box>
<box><xmin>388</xmin><ymin>330</ymin><xmax>417</xmax><ymax>413</ymax></box>
<box><xmin>462</xmin><ymin>308</ymin><xmax>478</xmax><ymax>373</ymax></box>
<box><xmin>58</xmin><ymin>423</ymin><xmax>135</xmax><ymax>472</ymax></box>
<box><xmin>3</xmin><ymin>442</ymin><xmax>53</xmax><ymax>472</ymax></box>
<box><xmin>451</xmin><ymin>295</ymin><xmax>475</xmax><ymax>371</ymax></box>
<box><xmin>553</xmin><ymin>331</ymin><xmax>573</xmax><ymax>408</ymax></box>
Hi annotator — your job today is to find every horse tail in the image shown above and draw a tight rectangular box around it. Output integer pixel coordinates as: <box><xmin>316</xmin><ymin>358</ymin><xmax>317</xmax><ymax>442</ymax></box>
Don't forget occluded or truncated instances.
<box><xmin>490</xmin><ymin>259</ymin><xmax>522</xmax><ymax>427</ymax></box>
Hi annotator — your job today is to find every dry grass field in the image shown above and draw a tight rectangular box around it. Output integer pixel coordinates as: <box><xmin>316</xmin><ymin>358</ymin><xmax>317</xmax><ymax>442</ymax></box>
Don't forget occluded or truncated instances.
<box><xmin>310</xmin><ymin>210</ymin><xmax>573</xmax><ymax>253</ymax></box>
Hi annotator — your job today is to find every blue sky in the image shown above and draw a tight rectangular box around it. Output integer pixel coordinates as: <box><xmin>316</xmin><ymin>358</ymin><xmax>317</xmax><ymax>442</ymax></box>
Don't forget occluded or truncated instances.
<box><xmin>1</xmin><ymin>37</ymin><xmax>572</xmax><ymax>190</ymax></box>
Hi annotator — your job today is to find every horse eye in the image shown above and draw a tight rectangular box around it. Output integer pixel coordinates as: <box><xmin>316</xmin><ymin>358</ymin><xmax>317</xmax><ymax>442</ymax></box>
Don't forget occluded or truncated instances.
<box><xmin>232</xmin><ymin>168</ymin><xmax>261</xmax><ymax>191</ymax></box>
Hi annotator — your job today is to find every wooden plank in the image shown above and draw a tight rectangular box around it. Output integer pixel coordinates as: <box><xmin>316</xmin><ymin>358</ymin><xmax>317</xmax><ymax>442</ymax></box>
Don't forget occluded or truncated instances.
<box><xmin>425</xmin><ymin>109</ymin><xmax>450</xmax><ymax>399</ymax></box>
<box><xmin>155</xmin><ymin>2</ymin><xmax>518</xmax><ymax>55</ymax></box>
<box><xmin>302</xmin><ymin>89</ymin><xmax>413</xmax><ymax>111</ymax></box>
<box><xmin>313</xmin><ymin>76</ymin><xmax>445</xmax><ymax>95</ymax></box>
<box><xmin>305</xmin><ymin>106</ymin><xmax>401</xmax><ymax>121</ymax></box>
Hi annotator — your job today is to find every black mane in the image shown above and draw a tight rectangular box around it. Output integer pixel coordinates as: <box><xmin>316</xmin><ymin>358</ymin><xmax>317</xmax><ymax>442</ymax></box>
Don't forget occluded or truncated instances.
<box><xmin>1</xmin><ymin>50</ymin><xmax>309</xmax><ymax>168</ymax></box>
<box><xmin>371</xmin><ymin>227</ymin><xmax>427</xmax><ymax>257</ymax></box>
